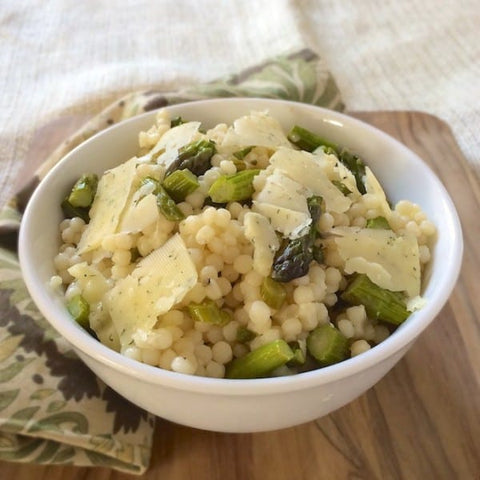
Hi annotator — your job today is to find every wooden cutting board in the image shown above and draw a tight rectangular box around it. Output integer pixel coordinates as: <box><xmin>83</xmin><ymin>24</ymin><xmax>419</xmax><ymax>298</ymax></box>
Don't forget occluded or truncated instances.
<box><xmin>2</xmin><ymin>111</ymin><xmax>479</xmax><ymax>480</ymax></box>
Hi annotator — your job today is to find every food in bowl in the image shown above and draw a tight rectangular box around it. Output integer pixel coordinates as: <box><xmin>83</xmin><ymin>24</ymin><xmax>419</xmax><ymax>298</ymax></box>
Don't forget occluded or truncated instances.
<box><xmin>51</xmin><ymin>109</ymin><xmax>436</xmax><ymax>380</ymax></box>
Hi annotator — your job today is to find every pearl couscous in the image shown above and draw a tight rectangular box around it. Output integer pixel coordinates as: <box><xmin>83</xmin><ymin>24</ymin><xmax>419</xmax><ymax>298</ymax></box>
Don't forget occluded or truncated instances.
<box><xmin>52</xmin><ymin>110</ymin><xmax>436</xmax><ymax>379</ymax></box>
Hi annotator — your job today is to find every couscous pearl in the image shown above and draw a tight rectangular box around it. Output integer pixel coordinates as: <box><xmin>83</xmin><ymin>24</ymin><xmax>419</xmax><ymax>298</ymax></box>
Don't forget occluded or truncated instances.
<box><xmin>149</xmin><ymin>328</ymin><xmax>174</xmax><ymax>349</ymax></box>
<box><xmin>205</xmin><ymin>361</ymin><xmax>225</xmax><ymax>378</ymax></box>
<box><xmin>159</xmin><ymin>349</ymin><xmax>177</xmax><ymax>370</ymax></box>
<box><xmin>298</xmin><ymin>302</ymin><xmax>319</xmax><ymax>330</ymax></box>
<box><xmin>233</xmin><ymin>255</ymin><xmax>253</xmax><ymax>274</ymax></box>
<box><xmin>205</xmin><ymin>278</ymin><xmax>223</xmax><ymax>300</ymax></box>
<box><xmin>171</xmin><ymin>355</ymin><xmax>198</xmax><ymax>375</ymax></box>
<box><xmin>205</xmin><ymin>253</ymin><xmax>224</xmax><ymax>272</ymax></box>
<box><xmin>212</xmin><ymin>341</ymin><xmax>233</xmax><ymax>364</ymax></box>
<box><xmin>281</xmin><ymin>317</ymin><xmax>302</xmax><ymax>341</ymax></box>
<box><xmin>338</xmin><ymin>319</ymin><xmax>355</xmax><ymax>338</ymax></box>
<box><xmin>200</xmin><ymin>265</ymin><xmax>218</xmax><ymax>283</ymax></box>
<box><xmin>221</xmin><ymin>264</ymin><xmax>240</xmax><ymax>282</ymax></box>
<box><xmin>174</xmin><ymin>338</ymin><xmax>195</xmax><ymax>355</ymax></box>
<box><xmin>350</xmin><ymin>339</ymin><xmax>371</xmax><ymax>357</ymax></box>
<box><xmin>216</xmin><ymin>276</ymin><xmax>233</xmax><ymax>296</ymax></box>
<box><xmin>141</xmin><ymin>348</ymin><xmax>161</xmax><ymax>366</ymax></box>
<box><xmin>248</xmin><ymin>301</ymin><xmax>271</xmax><ymax>324</ymax></box>
<box><xmin>293</xmin><ymin>285</ymin><xmax>315</xmax><ymax>304</ymax></box>
<box><xmin>194</xmin><ymin>344</ymin><xmax>213</xmax><ymax>365</ymax></box>
<box><xmin>243</xmin><ymin>270</ymin><xmax>263</xmax><ymax>287</ymax></box>
<box><xmin>220</xmin><ymin>160</ymin><xmax>237</xmax><ymax>175</ymax></box>
<box><xmin>195</xmin><ymin>225</ymin><xmax>216</xmax><ymax>245</ymax></box>
<box><xmin>205</xmin><ymin>325</ymin><xmax>224</xmax><ymax>344</ymax></box>
<box><xmin>123</xmin><ymin>346</ymin><xmax>142</xmax><ymax>361</ymax></box>
<box><xmin>166</xmin><ymin>326</ymin><xmax>183</xmax><ymax>342</ymax></box>
<box><xmin>419</xmin><ymin>245</ymin><xmax>431</xmax><ymax>263</ymax></box>
<box><xmin>232</xmin><ymin>343</ymin><xmax>249</xmax><ymax>358</ymax></box>
<box><xmin>374</xmin><ymin>325</ymin><xmax>391</xmax><ymax>343</ymax></box>
<box><xmin>163</xmin><ymin>309</ymin><xmax>185</xmax><ymax>326</ymax></box>
<box><xmin>213</xmin><ymin>208</ymin><xmax>232</xmax><ymax>228</ymax></box>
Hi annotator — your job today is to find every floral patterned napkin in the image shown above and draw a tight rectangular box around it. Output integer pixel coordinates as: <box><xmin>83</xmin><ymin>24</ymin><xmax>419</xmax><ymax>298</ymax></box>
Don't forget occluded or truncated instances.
<box><xmin>0</xmin><ymin>48</ymin><xmax>344</xmax><ymax>473</ymax></box>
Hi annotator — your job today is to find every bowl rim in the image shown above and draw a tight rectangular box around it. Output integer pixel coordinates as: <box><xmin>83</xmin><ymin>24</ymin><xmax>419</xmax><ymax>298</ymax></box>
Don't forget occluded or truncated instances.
<box><xmin>19</xmin><ymin>97</ymin><xmax>464</xmax><ymax>396</ymax></box>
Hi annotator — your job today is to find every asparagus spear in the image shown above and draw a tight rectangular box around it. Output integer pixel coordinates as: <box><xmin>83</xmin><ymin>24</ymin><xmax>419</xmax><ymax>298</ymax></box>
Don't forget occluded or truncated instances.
<box><xmin>306</xmin><ymin>323</ymin><xmax>349</xmax><ymax>366</ymax></box>
<box><xmin>366</xmin><ymin>216</ymin><xmax>391</xmax><ymax>229</ymax></box>
<box><xmin>61</xmin><ymin>173</ymin><xmax>98</xmax><ymax>222</ymax></box>
<box><xmin>341</xmin><ymin>274</ymin><xmax>410</xmax><ymax>325</ymax></box>
<box><xmin>141</xmin><ymin>176</ymin><xmax>185</xmax><ymax>221</ymax></box>
<box><xmin>233</xmin><ymin>146</ymin><xmax>253</xmax><ymax>160</ymax></box>
<box><xmin>188</xmin><ymin>300</ymin><xmax>231</xmax><ymax>326</ymax></box>
<box><xmin>338</xmin><ymin>149</ymin><xmax>366</xmax><ymax>194</ymax></box>
<box><xmin>208</xmin><ymin>169</ymin><xmax>260</xmax><ymax>203</ymax></box>
<box><xmin>67</xmin><ymin>294</ymin><xmax>90</xmax><ymax>329</ymax></box>
<box><xmin>162</xmin><ymin>169</ymin><xmax>199</xmax><ymax>202</ymax></box>
<box><xmin>166</xmin><ymin>139</ymin><xmax>216</xmax><ymax>176</ymax></box>
<box><xmin>236</xmin><ymin>326</ymin><xmax>257</xmax><ymax>343</ymax></box>
<box><xmin>287</xmin><ymin>341</ymin><xmax>306</xmax><ymax>366</ymax></box>
<box><xmin>287</xmin><ymin>124</ymin><xmax>367</xmax><ymax>194</ymax></box>
<box><xmin>271</xmin><ymin>195</ymin><xmax>323</xmax><ymax>282</ymax></box>
<box><xmin>287</xmin><ymin>125</ymin><xmax>338</xmax><ymax>153</ymax></box>
<box><xmin>332</xmin><ymin>179</ymin><xmax>352</xmax><ymax>195</ymax></box>
<box><xmin>225</xmin><ymin>339</ymin><xmax>294</xmax><ymax>379</ymax></box>
<box><xmin>260</xmin><ymin>277</ymin><xmax>287</xmax><ymax>310</ymax></box>
<box><xmin>170</xmin><ymin>116</ymin><xmax>185</xmax><ymax>127</ymax></box>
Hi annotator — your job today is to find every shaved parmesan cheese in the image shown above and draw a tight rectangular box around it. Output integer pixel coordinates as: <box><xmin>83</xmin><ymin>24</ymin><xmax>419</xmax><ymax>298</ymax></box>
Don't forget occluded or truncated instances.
<box><xmin>254</xmin><ymin>170</ymin><xmax>311</xmax><ymax>213</ymax></box>
<box><xmin>364</xmin><ymin>166</ymin><xmax>391</xmax><ymax>217</ymax></box>
<box><xmin>328</xmin><ymin>226</ymin><xmax>421</xmax><ymax>298</ymax></box>
<box><xmin>270</xmin><ymin>147</ymin><xmax>351</xmax><ymax>214</ymax></box>
<box><xmin>222</xmin><ymin>111</ymin><xmax>291</xmax><ymax>149</ymax></box>
<box><xmin>78</xmin><ymin>157</ymin><xmax>138</xmax><ymax>254</ymax></box>
<box><xmin>119</xmin><ymin>193</ymin><xmax>159</xmax><ymax>233</ymax></box>
<box><xmin>244</xmin><ymin>212</ymin><xmax>280</xmax><ymax>276</ymax></box>
<box><xmin>105</xmin><ymin>234</ymin><xmax>198</xmax><ymax>348</ymax></box>
<box><xmin>252</xmin><ymin>202</ymin><xmax>311</xmax><ymax>239</ymax></box>
<box><xmin>152</xmin><ymin>121</ymin><xmax>202</xmax><ymax>169</ymax></box>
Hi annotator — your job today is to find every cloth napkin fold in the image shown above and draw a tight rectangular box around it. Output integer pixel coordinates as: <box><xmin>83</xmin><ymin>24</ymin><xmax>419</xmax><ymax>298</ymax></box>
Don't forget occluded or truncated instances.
<box><xmin>0</xmin><ymin>48</ymin><xmax>343</xmax><ymax>473</ymax></box>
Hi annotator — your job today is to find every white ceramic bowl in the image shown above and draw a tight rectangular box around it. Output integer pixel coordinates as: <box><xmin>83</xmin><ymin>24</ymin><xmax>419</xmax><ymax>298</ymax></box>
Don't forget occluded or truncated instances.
<box><xmin>19</xmin><ymin>98</ymin><xmax>463</xmax><ymax>432</ymax></box>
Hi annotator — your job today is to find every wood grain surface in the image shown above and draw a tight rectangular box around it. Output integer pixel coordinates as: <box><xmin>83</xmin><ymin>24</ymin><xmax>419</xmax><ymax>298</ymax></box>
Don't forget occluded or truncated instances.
<box><xmin>1</xmin><ymin>111</ymin><xmax>479</xmax><ymax>480</ymax></box>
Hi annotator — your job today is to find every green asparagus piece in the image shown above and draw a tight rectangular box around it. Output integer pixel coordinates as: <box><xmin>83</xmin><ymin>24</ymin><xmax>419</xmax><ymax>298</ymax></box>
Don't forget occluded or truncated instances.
<box><xmin>225</xmin><ymin>339</ymin><xmax>294</xmax><ymax>379</ymax></box>
<box><xmin>271</xmin><ymin>195</ymin><xmax>323</xmax><ymax>282</ymax></box>
<box><xmin>341</xmin><ymin>274</ymin><xmax>410</xmax><ymax>325</ymax></box>
<box><xmin>188</xmin><ymin>300</ymin><xmax>231</xmax><ymax>326</ymax></box>
<box><xmin>170</xmin><ymin>116</ymin><xmax>185</xmax><ymax>127</ymax></box>
<box><xmin>156</xmin><ymin>184</ymin><xmax>185</xmax><ymax>221</ymax></box>
<box><xmin>61</xmin><ymin>199</ymin><xmax>90</xmax><ymax>223</ymax></box>
<box><xmin>287</xmin><ymin>341</ymin><xmax>306</xmax><ymax>366</ymax></box>
<box><xmin>208</xmin><ymin>169</ymin><xmax>260</xmax><ymax>203</ymax></box>
<box><xmin>162</xmin><ymin>169</ymin><xmax>199</xmax><ymax>202</ymax></box>
<box><xmin>141</xmin><ymin>176</ymin><xmax>185</xmax><ymax>221</ymax></box>
<box><xmin>232</xmin><ymin>158</ymin><xmax>247</xmax><ymax>171</ymax></box>
<box><xmin>66</xmin><ymin>173</ymin><xmax>98</xmax><ymax>207</ymax></box>
<box><xmin>166</xmin><ymin>139</ymin><xmax>216</xmax><ymax>176</ymax></box>
<box><xmin>236</xmin><ymin>326</ymin><xmax>257</xmax><ymax>343</ymax></box>
<box><xmin>67</xmin><ymin>294</ymin><xmax>90</xmax><ymax>329</ymax></box>
<box><xmin>312</xmin><ymin>244</ymin><xmax>324</xmax><ymax>264</ymax></box>
<box><xmin>332</xmin><ymin>179</ymin><xmax>352</xmax><ymax>195</ymax></box>
<box><xmin>287</xmin><ymin>125</ymin><xmax>338</xmax><ymax>153</ymax></box>
<box><xmin>366</xmin><ymin>216</ymin><xmax>391</xmax><ymax>230</ymax></box>
<box><xmin>61</xmin><ymin>173</ymin><xmax>98</xmax><ymax>222</ymax></box>
<box><xmin>338</xmin><ymin>149</ymin><xmax>366</xmax><ymax>194</ymax></box>
<box><xmin>233</xmin><ymin>146</ymin><xmax>253</xmax><ymax>160</ymax></box>
<box><xmin>260</xmin><ymin>277</ymin><xmax>287</xmax><ymax>310</ymax></box>
<box><xmin>306</xmin><ymin>323</ymin><xmax>349</xmax><ymax>366</ymax></box>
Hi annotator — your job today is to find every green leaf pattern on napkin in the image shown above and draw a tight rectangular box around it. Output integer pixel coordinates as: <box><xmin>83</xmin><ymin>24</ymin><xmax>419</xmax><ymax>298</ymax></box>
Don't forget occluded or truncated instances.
<box><xmin>0</xmin><ymin>48</ymin><xmax>343</xmax><ymax>473</ymax></box>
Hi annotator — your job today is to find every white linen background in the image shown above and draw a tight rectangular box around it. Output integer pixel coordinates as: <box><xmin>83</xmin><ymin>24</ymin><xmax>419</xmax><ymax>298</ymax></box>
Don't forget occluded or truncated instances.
<box><xmin>1</xmin><ymin>0</ymin><xmax>479</xmax><ymax>209</ymax></box>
